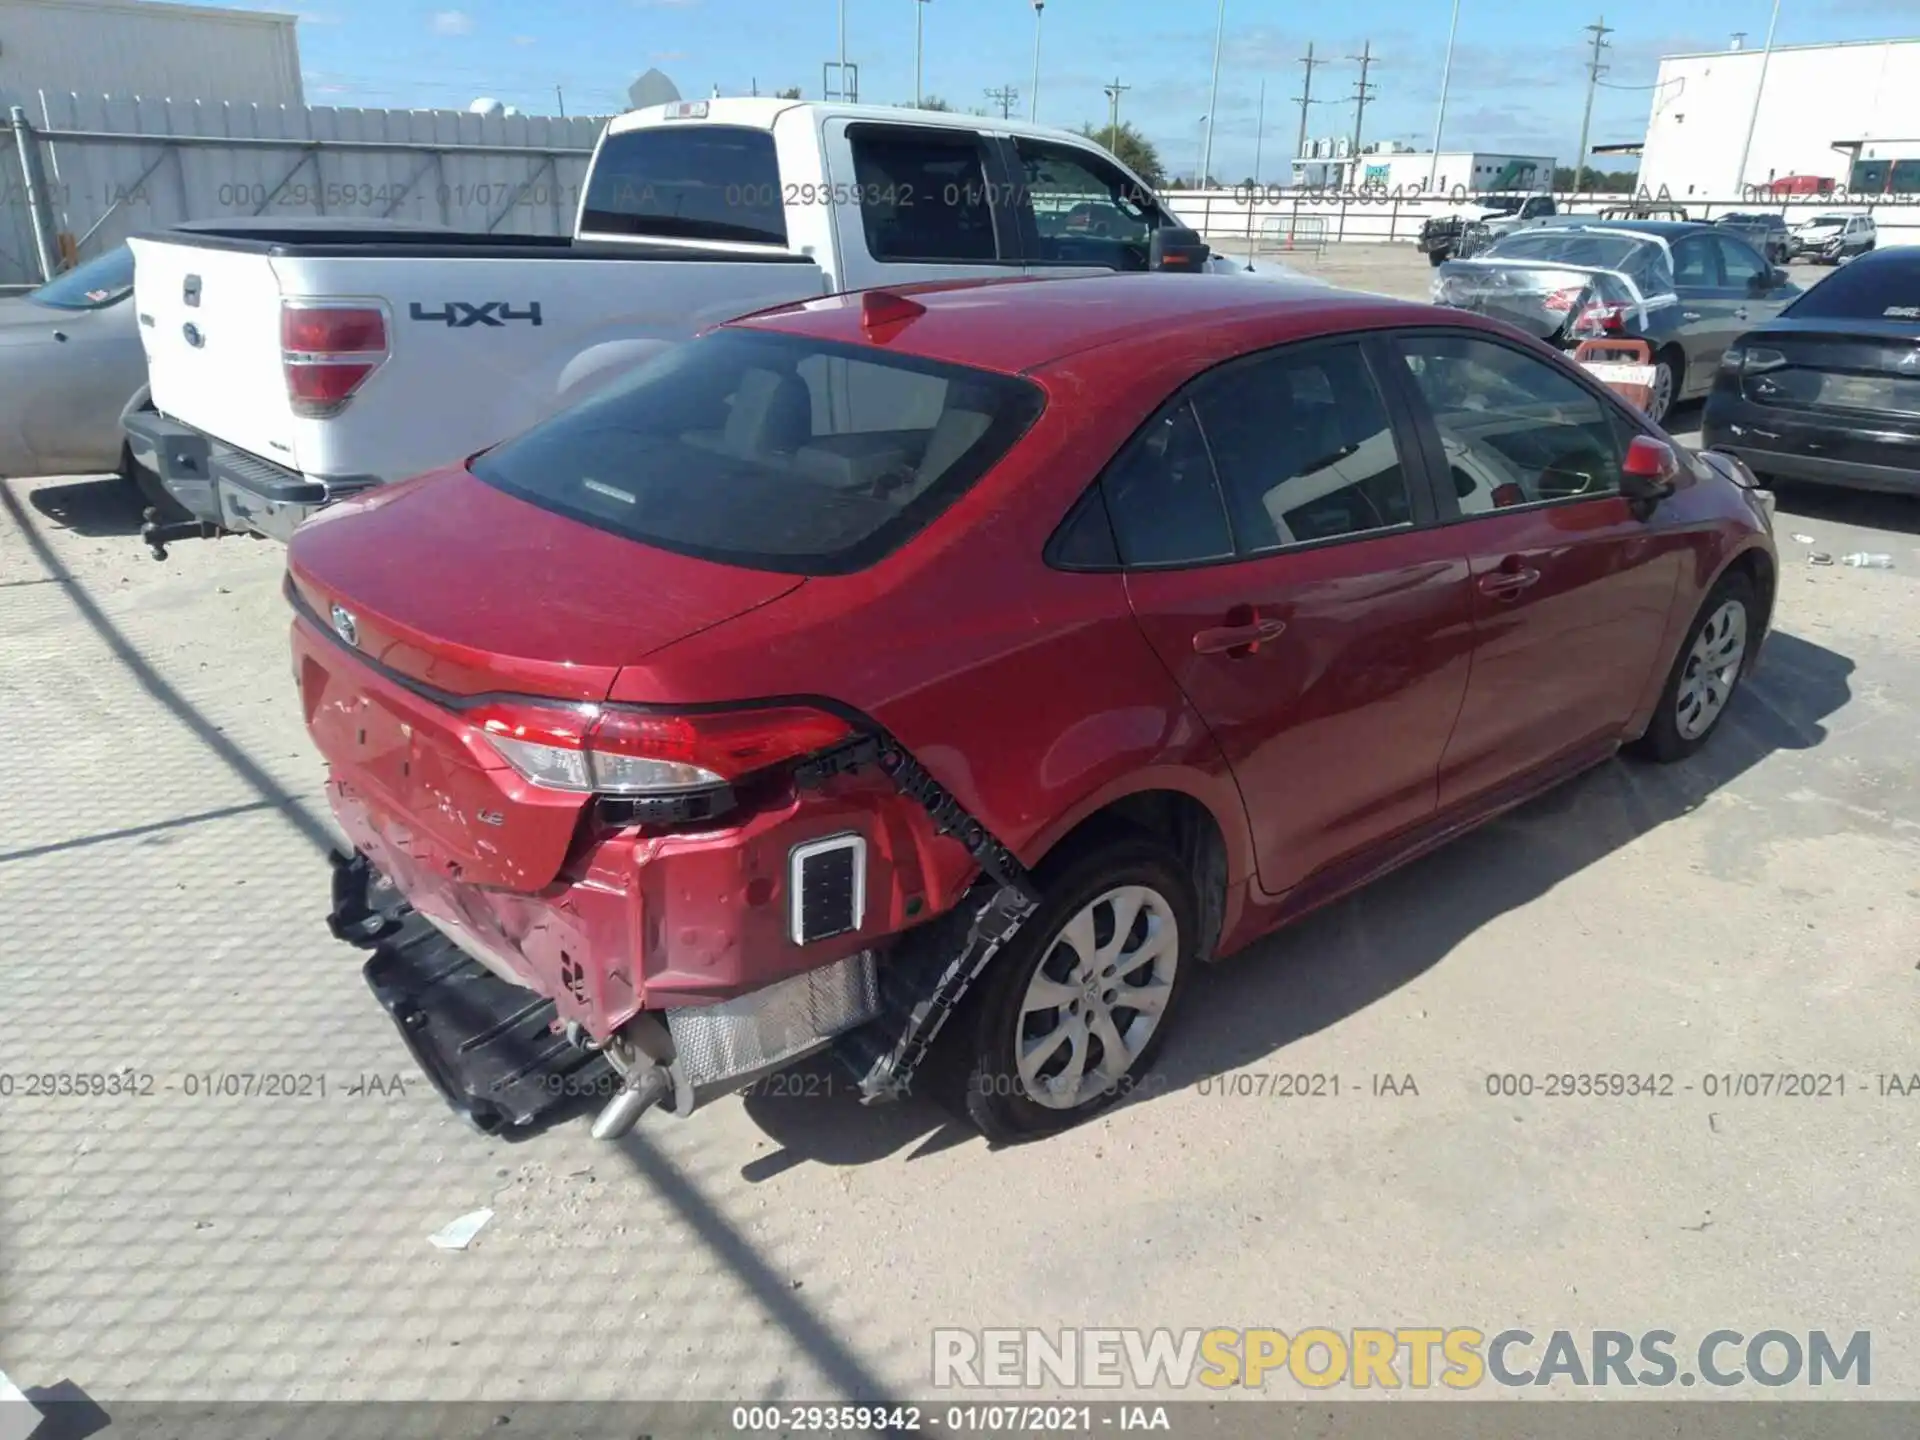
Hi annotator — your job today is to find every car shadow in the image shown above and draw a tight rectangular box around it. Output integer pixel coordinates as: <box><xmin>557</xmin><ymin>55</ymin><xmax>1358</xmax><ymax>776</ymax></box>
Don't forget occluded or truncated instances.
<box><xmin>25</xmin><ymin>474</ymin><xmax>144</xmax><ymax>537</ymax></box>
<box><xmin>737</xmin><ymin>629</ymin><xmax>1853</xmax><ymax>1171</ymax></box>
<box><xmin>1773</xmin><ymin>481</ymin><xmax>1920</xmax><ymax>539</ymax></box>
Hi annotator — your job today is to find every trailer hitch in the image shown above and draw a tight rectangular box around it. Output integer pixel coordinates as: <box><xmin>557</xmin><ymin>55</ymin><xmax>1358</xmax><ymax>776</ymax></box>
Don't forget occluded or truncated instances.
<box><xmin>141</xmin><ymin>507</ymin><xmax>225</xmax><ymax>562</ymax></box>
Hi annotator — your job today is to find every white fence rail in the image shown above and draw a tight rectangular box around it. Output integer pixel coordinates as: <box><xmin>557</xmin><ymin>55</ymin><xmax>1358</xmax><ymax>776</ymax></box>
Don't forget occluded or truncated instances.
<box><xmin>1165</xmin><ymin>186</ymin><xmax>1920</xmax><ymax>258</ymax></box>
<box><xmin>2</xmin><ymin>92</ymin><xmax>610</xmax><ymax>287</ymax></box>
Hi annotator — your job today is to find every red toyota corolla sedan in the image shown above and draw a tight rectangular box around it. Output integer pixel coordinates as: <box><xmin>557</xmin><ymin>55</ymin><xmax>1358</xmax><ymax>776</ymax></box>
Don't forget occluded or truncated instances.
<box><xmin>288</xmin><ymin>273</ymin><xmax>1777</xmax><ymax>1145</ymax></box>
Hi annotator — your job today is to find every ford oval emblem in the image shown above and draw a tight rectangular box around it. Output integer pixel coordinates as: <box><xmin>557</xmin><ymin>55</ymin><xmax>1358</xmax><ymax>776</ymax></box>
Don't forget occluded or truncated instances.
<box><xmin>182</xmin><ymin>322</ymin><xmax>204</xmax><ymax>348</ymax></box>
<box><xmin>330</xmin><ymin>604</ymin><xmax>359</xmax><ymax>648</ymax></box>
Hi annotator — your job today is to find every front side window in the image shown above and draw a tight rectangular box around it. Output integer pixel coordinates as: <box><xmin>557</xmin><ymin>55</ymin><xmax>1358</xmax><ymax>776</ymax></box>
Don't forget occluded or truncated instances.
<box><xmin>471</xmin><ymin>329</ymin><xmax>1042</xmax><ymax>574</ymax></box>
<box><xmin>848</xmin><ymin>128</ymin><xmax>999</xmax><ymax>263</ymax></box>
<box><xmin>579</xmin><ymin>126</ymin><xmax>787</xmax><ymax>245</ymax></box>
<box><xmin>1017</xmin><ymin>138</ymin><xmax>1163</xmax><ymax>270</ymax></box>
<box><xmin>1715</xmin><ymin>235</ymin><xmax>1770</xmax><ymax>288</ymax></box>
<box><xmin>1190</xmin><ymin>344</ymin><xmax>1415</xmax><ymax>551</ymax></box>
<box><xmin>1399</xmin><ymin>335</ymin><xmax>1623</xmax><ymax>512</ymax></box>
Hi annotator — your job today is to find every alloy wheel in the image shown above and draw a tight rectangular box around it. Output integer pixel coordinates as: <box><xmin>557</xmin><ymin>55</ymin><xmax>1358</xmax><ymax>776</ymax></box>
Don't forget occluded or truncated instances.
<box><xmin>1014</xmin><ymin>885</ymin><xmax>1179</xmax><ymax>1109</ymax></box>
<box><xmin>1649</xmin><ymin>361</ymin><xmax>1676</xmax><ymax>425</ymax></box>
<box><xmin>1675</xmin><ymin>599</ymin><xmax>1748</xmax><ymax>740</ymax></box>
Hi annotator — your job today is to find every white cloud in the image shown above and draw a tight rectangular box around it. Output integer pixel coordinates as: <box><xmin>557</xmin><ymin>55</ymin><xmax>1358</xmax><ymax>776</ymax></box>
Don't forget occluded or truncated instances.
<box><xmin>431</xmin><ymin>10</ymin><xmax>472</xmax><ymax>36</ymax></box>
<box><xmin>510</xmin><ymin>34</ymin><xmax>538</xmax><ymax>46</ymax></box>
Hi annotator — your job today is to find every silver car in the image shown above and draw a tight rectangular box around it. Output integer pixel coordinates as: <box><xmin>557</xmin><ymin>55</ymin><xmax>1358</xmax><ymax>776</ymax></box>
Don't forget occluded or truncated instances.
<box><xmin>0</xmin><ymin>246</ymin><xmax>145</xmax><ymax>481</ymax></box>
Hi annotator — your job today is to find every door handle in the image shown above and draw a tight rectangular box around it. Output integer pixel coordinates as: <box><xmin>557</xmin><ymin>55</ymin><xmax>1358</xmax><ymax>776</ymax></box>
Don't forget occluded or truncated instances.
<box><xmin>1681</xmin><ymin>311</ymin><xmax>1703</xmax><ymax>321</ymax></box>
<box><xmin>1477</xmin><ymin>566</ymin><xmax>1541</xmax><ymax>599</ymax></box>
<box><xmin>1192</xmin><ymin>616</ymin><xmax>1288</xmax><ymax>655</ymax></box>
<box><xmin>1733</xmin><ymin>308</ymin><xmax>1749</xmax><ymax>320</ymax></box>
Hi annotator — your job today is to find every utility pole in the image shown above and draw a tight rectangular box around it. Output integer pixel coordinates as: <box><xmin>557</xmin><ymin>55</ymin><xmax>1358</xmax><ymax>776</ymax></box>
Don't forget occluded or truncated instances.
<box><xmin>1349</xmin><ymin>40</ymin><xmax>1378</xmax><ymax>172</ymax></box>
<box><xmin>555</xmin><ymin>84</ymin><xmax>566</xmax><ymax>118</ymax></box>
<box><xmin>1574</xmin><ymin>16</ymin><xmax>1613</xmax><ymax>194</ymax></box>
<box><xmin>1030</xmin><ymin>1</ymin><xmax>1045</xmax><ymax>122</ymax></box>
<box><xmin>986</xmin><ymin>84</ymin><xmax>1019</xmax><ymax>120</ymax></box>
<box><xmin>1103</xmin><ymin>76</ymin><xmax>1131</xmax><ymax>150</ymax></box>
<box><xmin>1201</xmin><ymin>0</ymin><xmax>1226</xmax><ymax>187</ymax></box>
<box><xmin>1294</xmin><ymin>42</ymin><xmax>1326</xmax><ymax>171</ymax></box>
<box><xmin>914</xmin><ymin>0</ymin><xmax>930</xmax><ymax>108</ymax></box>
<box><xmin>1252</xmin><ymin>79</ymin><xmax>1266</xmax><ymax>185</ymax></box>
<box><xmin>1427</xmin><ymin>0</ymin><xmax>1461</xmax><ymax>190</ymax></box>
<box><xmin>1733</xmin><ymin>0</ymin><xmax>1781</xmax><ymax>194</ymax></box>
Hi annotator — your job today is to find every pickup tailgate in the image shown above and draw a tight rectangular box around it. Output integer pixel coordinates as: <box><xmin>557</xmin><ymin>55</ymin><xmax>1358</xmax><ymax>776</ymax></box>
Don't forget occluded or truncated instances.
<box><xmin>130</xmin><ymin>235</ymin><xmax>300</xmax><ymax>470</ymax></box>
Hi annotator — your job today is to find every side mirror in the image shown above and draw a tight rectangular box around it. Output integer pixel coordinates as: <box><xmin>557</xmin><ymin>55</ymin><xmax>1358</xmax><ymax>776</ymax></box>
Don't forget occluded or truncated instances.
<box><xmin>1621</xmin><ymin>435</ymin><xmax>1679</xmax><ymax>506</ymax></box>
<box><xmin>1150</xmin><ymin>226</ymin><xmax>1211</xmax><ymax>272</ymax></box>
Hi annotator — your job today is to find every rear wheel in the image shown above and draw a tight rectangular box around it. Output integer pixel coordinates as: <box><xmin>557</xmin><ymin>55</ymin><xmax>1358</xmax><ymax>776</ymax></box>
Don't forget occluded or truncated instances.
<box><xmin>937</xmin><ymin>834</ymin><xmax>1197</xmax><ymax>1144</ymax></box>
<box><xmin>1647</xmin><ymin>349</ymin><xmax>1682</xmax><ymax>426</ymax></box>
<box><xmin>1630</xmin><ymin>572</ymin><xmax>1756</xmax><ymax>763</ymax></box>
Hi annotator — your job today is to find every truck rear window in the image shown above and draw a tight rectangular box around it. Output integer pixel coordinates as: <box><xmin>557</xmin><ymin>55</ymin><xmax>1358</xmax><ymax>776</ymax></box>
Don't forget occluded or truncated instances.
<box><xmin>580</xmin><ymin>126</ymin><xmax>788</xmax><ymax>245</ymax></box>
<box><xmin>470</xmin><ymin>330</ymin><xmax>1045</xmax><ymax>575</ymax></box>
<box><xmin>1784</xmin><ymin>251</ymin><xmax>1919</xmax><ymax>321</ymax></box>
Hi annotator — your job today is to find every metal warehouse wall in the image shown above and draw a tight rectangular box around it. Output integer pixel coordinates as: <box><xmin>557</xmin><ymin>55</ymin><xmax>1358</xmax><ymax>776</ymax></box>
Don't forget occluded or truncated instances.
<box><xmin>2</xmin><ymin>94</ymin><xmax>610</xmax><ymax>286</ymax></box>
<box><xmin>1640</xmin><ymin>39</ymin><xmax>1920</xmax><ymax>198</ymax></box>
<box><xmin>0</xmin><ymin>0</ymin><xmax>303</xmax><ymax>111</ymax></box>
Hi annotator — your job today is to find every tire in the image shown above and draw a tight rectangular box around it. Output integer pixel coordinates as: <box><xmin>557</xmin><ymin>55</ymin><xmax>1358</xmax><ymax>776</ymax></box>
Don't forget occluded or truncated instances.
<box><xmin>1427</xmin><ymin>249</ymin><xmax>1446</xmax><ymax>267</ymax></box>
<box><xmin>934</xmin><ymin>832</ymin><xmax>1199</xmax><ymax>1144</ymax></box>
<box><xmin>1647</xmin><ymin>349</ymin><xmax>1682</xmax><ymax>426</ymax></box>
<box><xmin>1629</xmin><ymin>571</ymin><xmax>1757</xmax><ymax>764</ymax></box>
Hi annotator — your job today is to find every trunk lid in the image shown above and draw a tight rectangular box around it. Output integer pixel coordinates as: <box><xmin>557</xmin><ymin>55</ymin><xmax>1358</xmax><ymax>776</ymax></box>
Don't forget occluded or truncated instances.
<box><xmin>1737</xmin><ymin>320</ymin><xmax>1920</xmax><ymax>424</ymax></box>
<box><xmin>1433</xmin><ymin>260</ymin><xmax>1610</xmax><ymax>340</ymax></box>
<box><xmin>287</xmin><ymin>464</ymin><xmax>806</xmax><ymax>701</ymax></box>
<box><xmin>129</xmin><ymin>235</ymin><xmax>300</xmax><ymax>469</ymax></box>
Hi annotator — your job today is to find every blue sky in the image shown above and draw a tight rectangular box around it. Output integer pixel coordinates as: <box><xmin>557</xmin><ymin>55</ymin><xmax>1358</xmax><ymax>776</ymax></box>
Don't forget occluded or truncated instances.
<box><xmin>265</xmin><ymin>0</ymin><xmax>1915</xmax><ymax>178</ymax></box>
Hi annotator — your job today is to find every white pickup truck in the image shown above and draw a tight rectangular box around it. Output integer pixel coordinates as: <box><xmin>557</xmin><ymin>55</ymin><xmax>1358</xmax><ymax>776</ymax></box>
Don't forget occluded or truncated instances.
<box><xmin>125</xmin><ymin>99</ymin><xmax>1278</xmax><ymax>558</ymax></box>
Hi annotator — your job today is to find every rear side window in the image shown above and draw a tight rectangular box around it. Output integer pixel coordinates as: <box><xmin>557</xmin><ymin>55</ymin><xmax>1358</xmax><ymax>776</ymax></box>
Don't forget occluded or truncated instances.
<box><xmin>1191</xmin><ymin>344</ymin><xmax>1415</xmax><ymax>550</ymax></box>
<box><xmin>848</xmin><ymin>127</ymin><xmax>1000</xmax><ymax>263</ymax></box>
<box><xmin>1785</xmin><ymin>251</ymin><xmax>1920</xmax><ymax>321</ymax></box>
<box><xmin>1100</xmin><ymin>402</ymin><xmax>1233</xmax><ymax>566</ymax></box>
<box><xmin>470</xmin><ymin>330</ymin><xmax>1043</xmax><ymax>575</ymax></box>
<box><xmin>580</xmin><ymin>126</ymin><xmax>787</xmax><ymax>245</ymax></box>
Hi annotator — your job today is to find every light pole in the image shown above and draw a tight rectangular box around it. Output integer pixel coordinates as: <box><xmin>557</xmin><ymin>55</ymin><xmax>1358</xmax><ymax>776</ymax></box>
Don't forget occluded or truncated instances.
<box><xmin>1427</xmin><ymin>0</ymin><xmax>1461</xmax><ymax>191</ymax></box>
<box><xmin>1030</xmin><ymin>1</ymin><xmax>1045</xmax><ymax>122</ymax></box>
<box><xmin>1733</xmin><ymin>0</ymin><xmax>1782</xmax><ymax>194</ymax></box>
<box><xmin>1252</xmin><ymin>79</ymin><xmax>1266</xmax><ymax>185</ymax></box>
<box><xmin>1195</xmin><ymin>115</ymin><xmax>1209</xmax><ymax>187</ymax></box>
<box><xmin>1202</xmin><ymin>0</ymin><xmax>1226</xmax><ymax>186</ymax></box>
<box><xmin>914</xmin><ymin>0</ymin><xmax>929</xmax><ymax>107</ymax></box>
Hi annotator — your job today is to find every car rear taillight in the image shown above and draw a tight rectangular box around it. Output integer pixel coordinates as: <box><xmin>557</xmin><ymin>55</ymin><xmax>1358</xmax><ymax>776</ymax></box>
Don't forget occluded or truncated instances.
<box><xmin>1570</xmin><ymin>302</ymin><xmax>1627</xmax><ymax>338</ymax></box>
<box><xmin>470</xmin><ymin>700</ymin><xmax>854</xmax><ymax>797</ymax></box>
<box><xmin>282</xmin><ymin>300</ymin><xmax>389</xmax><ymax>418</ymax></box>
<box><xmin>1720</xmin><ymin>345</ymin><xmax>1787</xmax><ymax>374</ymax></box>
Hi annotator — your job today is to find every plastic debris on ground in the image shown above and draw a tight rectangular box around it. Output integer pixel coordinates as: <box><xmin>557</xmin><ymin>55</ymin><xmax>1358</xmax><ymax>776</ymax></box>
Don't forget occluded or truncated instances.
<box><xmin>428</xmin><ymin>1208</ymin><xmax>494</xmax><ymax>1250</ymax></box>
<box><xmin>1790</xmin><ymin>533</ymin><xmax>1816</xmax><ymax>544</ymax></box>
<box><xmin>1809</xmin><ymin>553</ymin><xmax>1834</xmax><ymax>566</ymax></box>
<box><xmin>1840</xmin><ymin>553</ymin><xmax>1894</xmax><ymax>569</ymax></box>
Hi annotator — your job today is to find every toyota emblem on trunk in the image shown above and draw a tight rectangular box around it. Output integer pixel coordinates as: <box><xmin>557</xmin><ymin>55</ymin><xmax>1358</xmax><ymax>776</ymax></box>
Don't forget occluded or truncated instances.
<box><xmin>330</xmin><ymin>604</ymin><xmax>359</xmax><ymax>648</ymax></box>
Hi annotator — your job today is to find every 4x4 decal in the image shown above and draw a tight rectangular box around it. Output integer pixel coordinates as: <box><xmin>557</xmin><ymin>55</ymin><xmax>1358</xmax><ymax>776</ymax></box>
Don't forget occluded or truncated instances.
<box><xmin>408</xmin><ymin>301</ymin><xmax>543</xmax><ymax>328</ymax></box>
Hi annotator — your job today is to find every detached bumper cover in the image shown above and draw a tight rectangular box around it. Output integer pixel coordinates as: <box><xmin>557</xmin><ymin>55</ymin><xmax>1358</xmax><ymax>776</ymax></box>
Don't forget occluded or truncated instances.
<box><xmin>122</xmin><ymin>409</ymin><xmax>378</xmax><ymax>540</ymax></box>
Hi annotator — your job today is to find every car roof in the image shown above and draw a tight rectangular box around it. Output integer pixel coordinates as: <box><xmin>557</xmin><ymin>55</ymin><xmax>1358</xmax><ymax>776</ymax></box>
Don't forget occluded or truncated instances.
<box><xmin>729</xmin><ymin>273</ymin><xmax>1435</xmax><ymax>376</ymax></box>
<box><xmin>1562</xmin><ymin>219</ymin><xmax>1714</xmax><ymax>239</ymax></box>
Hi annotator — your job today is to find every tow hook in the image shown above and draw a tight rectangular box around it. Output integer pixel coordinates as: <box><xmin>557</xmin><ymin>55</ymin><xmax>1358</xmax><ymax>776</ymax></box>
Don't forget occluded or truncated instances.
<box><xmin>590</xmin><ymin>1064</ymin><xmax>672</xmax><ymax>1141</ymax></box>
<box><xmin>141</xmin><ymin>507</ymin><xmax>222</xmax><ymax>562</ymax></box>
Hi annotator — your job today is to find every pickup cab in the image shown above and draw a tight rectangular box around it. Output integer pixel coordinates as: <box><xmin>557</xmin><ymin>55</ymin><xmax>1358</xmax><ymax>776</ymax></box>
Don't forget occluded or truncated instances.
<box><xmin>124</xmin><ymin>99</ymin><xmax>1267</xmax><ymax>557</ymax></box>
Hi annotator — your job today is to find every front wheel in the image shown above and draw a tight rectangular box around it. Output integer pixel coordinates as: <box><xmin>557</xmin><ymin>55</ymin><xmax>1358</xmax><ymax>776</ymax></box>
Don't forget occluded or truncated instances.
<box><xmin>1630</xmin><ymin>572</ymin><xmax>1756</xmax><ymax>763</ymax></box>
<box><xmin>939</xmin><ymin>834</ymin><xmax>1197</xmax><ymax>1143</ymax></box>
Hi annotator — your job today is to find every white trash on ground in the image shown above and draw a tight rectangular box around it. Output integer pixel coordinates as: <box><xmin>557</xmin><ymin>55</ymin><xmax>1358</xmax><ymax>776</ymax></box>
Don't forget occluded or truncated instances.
<box><xmin>428</xmin><ymin>1208</ymin><xmax>494</xmax><ymax>1251</ymax></box>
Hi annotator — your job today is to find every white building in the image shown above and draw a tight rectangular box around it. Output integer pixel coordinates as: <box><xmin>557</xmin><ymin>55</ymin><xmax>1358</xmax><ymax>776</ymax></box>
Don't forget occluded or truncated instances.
<box><xmin>0</xmin><ymin>0</ymin><xmax>303</xmax><ymax>112</ymax></box>
<box><xmin>1635</xmin><ymin>37</ymin><xmax>1920</xmax><ymax>199</ymax></box>
<box><xmin>1292</xmin><ymin>144</ymin><xmax>1555</xmax><ymax>194</ymax></box>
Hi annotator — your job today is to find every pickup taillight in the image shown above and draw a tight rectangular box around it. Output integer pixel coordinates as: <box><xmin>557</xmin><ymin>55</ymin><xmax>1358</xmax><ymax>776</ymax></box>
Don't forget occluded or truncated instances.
<box><xmin>281</xmin><ymin>300</ymin><xmax>389</xmax><ymax>418</ymax></box>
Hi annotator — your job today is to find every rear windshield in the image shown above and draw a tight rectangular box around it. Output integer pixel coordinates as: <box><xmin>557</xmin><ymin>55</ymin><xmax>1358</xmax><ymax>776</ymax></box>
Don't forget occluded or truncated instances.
<box><xmin>28</xmin><ymin>245</ymin><xmax>134</xmax><ymax>310</ymax></box>
<box><xmin>1784</xmin><ymin>252</ymin><xmax>1920</xmax><ymax>322</ymax></box>
<box><xmin>470</xmin><ymin>329</ymin><xmax>1045</xmax><ymax>575</ymax></box>
<box><xmin>1482</xmin><ymin>230</ymin><xmax>1673</xmax><ymax>294</ymax></box>
<box><xmin>580</xmin><ymin>125</ymin><xmax>788</xmax><ymax>245</ymax></box>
